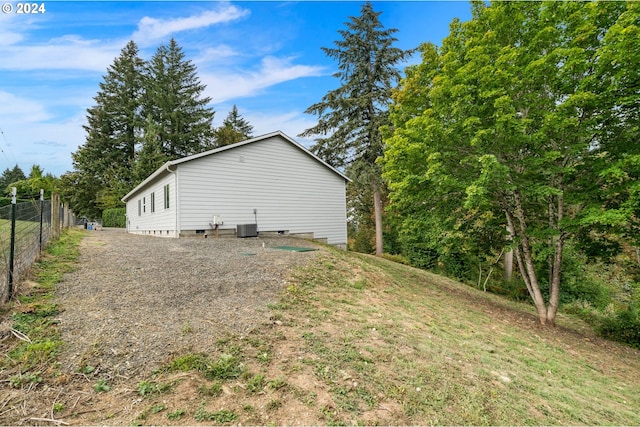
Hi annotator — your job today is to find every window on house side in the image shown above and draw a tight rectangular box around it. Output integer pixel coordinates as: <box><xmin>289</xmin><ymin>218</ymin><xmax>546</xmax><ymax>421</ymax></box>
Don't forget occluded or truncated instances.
<box><xmin>151</xmin><ymin>192</ymin><xmax>155</xmax><ymax>213</ymax></box>
<box><xmin>164</xmin><ymin>184</ymin><xmax>170</xmax><ymax>209</ymax></box>
<box><xmin>138</xmin><ymin>199</ymin><xmax>141</xmax><ymax>216</ymax></box>
<box><xmin>143</xmin><ymin>197</ymin><xmax>146</xmax><ymax>213</ymax></box>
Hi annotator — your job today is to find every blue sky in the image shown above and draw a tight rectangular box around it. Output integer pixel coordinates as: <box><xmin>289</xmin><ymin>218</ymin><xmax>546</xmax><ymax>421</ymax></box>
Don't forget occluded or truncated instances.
<box><xmin>0</xmin><ymin>1</ymin><xmax>472</xmax><ymax>178</ymax></box>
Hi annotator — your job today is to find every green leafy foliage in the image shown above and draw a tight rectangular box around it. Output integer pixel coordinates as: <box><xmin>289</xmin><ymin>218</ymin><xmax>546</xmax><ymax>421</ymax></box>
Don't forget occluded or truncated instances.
<box><xmin>93</xmin><ymin>379</ymin><xmax>110</xmax><ymax>393</ymax></box>
<box><xmin>102</xmin><ymin>208</ymin><xmax>126</xmax><ymax>228</ymax></box>
<box><xmin>203</xmin><ymin>354</ymin><xmax>244</xmax><ymax>380</ymax></box>
<box><xmin>194</xmin><ymin>403</ymin><xmax>237</xmax><ymax>423</ymax></box>
<box><xmin>168</xmin><ymin>352</ymin><xmax>210</xmax><ymax>372</ymax></box>
<box><xmin>72</xmin><ymin>41</ymin><xmax>144</xmax><ymax>217</ymax></box>
<box><xmin>166</xmin><ymin>409</ymin><xmax>185</xmax><ymax>420</ymax></box>
<box><xmin>598</xmin><ymin>304</ymin><xmax>640</xmax><ymax>348</ymax></box>
<box><xmin>382</xmin><ymin>2</ymin><xmax>639</xmax><ymax>325</ymax></box>
<box><xmin>198</xmin><ymin>381</ymin><xmax>223</xmax><ymax>397</ymax></box>
<box><xmin>143</xmin><ymin>38</ymin><xmax>216</xmax><ymax>159</ymax></box>
<box><xmin>5</xmin><ymin>165</ymin><xmax>58</xmax><ymax>199</ymax></box>
<box><xmin>166</xmin><ymin>351</ymin><xmax>244</xmax><ymax>380</ymax></box>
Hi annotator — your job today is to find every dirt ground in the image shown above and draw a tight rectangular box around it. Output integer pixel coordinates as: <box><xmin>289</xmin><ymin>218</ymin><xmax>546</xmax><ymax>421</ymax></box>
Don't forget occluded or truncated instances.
<box><xmin>1</xmin><ymin>229</ymin><xmax>322</xmax><ymax>425</ymax></box>
<box><xmin>54</xmin><ymin>229</ymin><xmax>319</xmax><ymax>380</ymax></box>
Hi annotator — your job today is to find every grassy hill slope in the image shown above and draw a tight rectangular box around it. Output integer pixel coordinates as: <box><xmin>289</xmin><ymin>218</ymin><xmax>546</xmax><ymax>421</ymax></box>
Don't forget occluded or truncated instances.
<box><xmin>254</xmin><ymin>248</ymin><xmax>640</xmax><ymax>425</ymax></box>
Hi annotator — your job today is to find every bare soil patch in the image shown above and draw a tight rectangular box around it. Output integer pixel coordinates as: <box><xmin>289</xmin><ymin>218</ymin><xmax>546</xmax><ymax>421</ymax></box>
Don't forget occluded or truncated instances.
<box><xmin>56</xmin><ymin>229</ymin><xmax>320</xmax><ymax>380</ymax></box>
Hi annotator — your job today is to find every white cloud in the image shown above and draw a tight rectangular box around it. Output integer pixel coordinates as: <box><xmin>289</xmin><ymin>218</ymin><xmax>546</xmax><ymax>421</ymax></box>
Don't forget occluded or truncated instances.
<box><xmin>202</xmin><ymin>56</ymin><xmax>326</xmax><ymax>103</ymax></box>
<box><xmin>193</xmin><ymin>45</ymin><xmax>240</xmax><ymax>65</ymax></box>
<box><xmin>0</xmin><ymin>91</ymin><xmax>50</xmax><ymax>122</ymax></box>
<box><xmin>2</xmin><ymin>46</ymin><xmax>118</xmax><ymax>72</ymax></box>
<box><xmin>0</xmin><ymin>111</ymin><xmax>86</xmax><ymax>176</ymax></box>
<box><xmin>0</xmin><ymin>36</ymin><xmax>122</xmax><ymax>72</ymax></box>
<box><xmin>0</xmin><ymin>10</ymin><xmax>120</xmax><ymax>71</ymax></box>
<box><xmin>132</xmin><ymin>4</ymin><xmax>250</xmax><ymax>46</ymax></box>
<box><xmin>246</xmin><ymin>111</ymin><xmax>318</xmax><ymax>146</ymax></box>
<box><xmin>211</xmin><ymin>105</ymin><xmax>318</xmax><ymax>148</ymax></box>
<box><xmin>0</xmin><ymin>30</ymin><xmax>23</xmax><ymax>46</ymax></box>
<box><xmin>0</xmin><ymin>4</ymin><xmax>250</xmax><ymax>72</ymax></box>
<box><xmin>0</xmin><ymin>13</ymin><xmax>23</xmax><ymax>46</ymax></box>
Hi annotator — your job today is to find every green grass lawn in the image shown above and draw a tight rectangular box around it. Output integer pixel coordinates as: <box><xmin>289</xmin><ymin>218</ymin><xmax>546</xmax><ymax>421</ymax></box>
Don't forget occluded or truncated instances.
<box><xmin>257</xmin><ymin>248</ymin><xmax>640</xmax><ymax>425</ymax></box>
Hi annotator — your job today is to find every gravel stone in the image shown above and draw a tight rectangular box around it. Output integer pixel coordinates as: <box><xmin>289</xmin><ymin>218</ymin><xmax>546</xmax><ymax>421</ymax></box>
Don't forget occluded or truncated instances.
<box><xmin>55</xmin><ymin>228</ymin><xmax>320</xmax><ymax>379</ymax></box>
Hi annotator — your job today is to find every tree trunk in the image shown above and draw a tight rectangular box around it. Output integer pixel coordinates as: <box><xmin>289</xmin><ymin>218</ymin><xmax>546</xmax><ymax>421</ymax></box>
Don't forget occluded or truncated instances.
<box><xmin>504</xmin><ymin>223</ymin><xmax>513</xmax><ymax>281</ymax></box>
<box><xmin>510</xmin><ymin>191</ymin><xmax>549</xmax><ymax>325</ymax></box>
<box><xmin>373</xmin><ymin>184</ymin><xmax>383</xmax><ymax>257</ymax></box>
<box><xmin>546</xmin><ymin>234</ymin><xmax>566</xmax><ymax>326</ymax></box>
<box><xmin>546</xmin><ymin>191</ymin><xmax>565</xmax><ymax>326</ymax></box>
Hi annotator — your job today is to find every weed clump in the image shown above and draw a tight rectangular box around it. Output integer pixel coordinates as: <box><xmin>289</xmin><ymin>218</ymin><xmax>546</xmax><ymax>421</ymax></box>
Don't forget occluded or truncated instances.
<box><xmin>194</xmin><ymin>402</ymin><xmax>237</xmax><ymax>423</ymax></box>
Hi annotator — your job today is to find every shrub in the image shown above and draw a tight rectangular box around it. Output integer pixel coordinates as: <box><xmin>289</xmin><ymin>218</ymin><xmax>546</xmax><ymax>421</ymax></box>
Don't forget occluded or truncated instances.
<box><xmin>562</xmin><ymin>300</ymin><xmax>603</xmax><ymax>325</ymax></box>
<box><xmin>381</xmin><ymin>253</ymin><xmax>411</xmax><ymax>265</ymax></box>
<box><xmin>598</xmin><ymin>304</ymin><xmax>640</xmax><ymax>349</ymax></box>
<box><xmin>102</xmin><ymin>208</ymin><xmax>126</xmax><ymax>228</ymax></box>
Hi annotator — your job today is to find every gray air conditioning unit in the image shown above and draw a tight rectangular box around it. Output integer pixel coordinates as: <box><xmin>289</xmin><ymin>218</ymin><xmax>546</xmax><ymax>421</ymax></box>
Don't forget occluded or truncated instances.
<box><xmin>237</xmin><ymin>223</ymin><xmax>258</xmax><ymax>238</ymax></box>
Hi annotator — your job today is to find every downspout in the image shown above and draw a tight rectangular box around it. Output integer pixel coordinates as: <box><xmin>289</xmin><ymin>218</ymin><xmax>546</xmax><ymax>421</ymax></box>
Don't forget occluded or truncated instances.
<box><xmin>167</xmin><ymin>164</ymin><xmax>178</xmax><ymax>237</ymax></box>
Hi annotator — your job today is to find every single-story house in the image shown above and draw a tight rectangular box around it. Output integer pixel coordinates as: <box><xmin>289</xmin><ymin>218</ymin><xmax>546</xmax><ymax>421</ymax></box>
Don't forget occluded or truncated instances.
<box><xmin>121</xmin><ymin>131</ymin><xmax>349</xmax><ymax>248</ymax></box>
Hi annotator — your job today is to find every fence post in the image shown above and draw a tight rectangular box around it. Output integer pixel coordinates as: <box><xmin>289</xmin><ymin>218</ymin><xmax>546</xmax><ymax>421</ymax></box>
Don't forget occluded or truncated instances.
<box><xmin>7</xmin><ymin>187</ymin><xmax>17</xmax><ymax>301</ymax></box>
<box><xmin>51</xmin><ymin>193</ymin><xmax>60</xmax><ymax>240</ymax></box>
<box><xmin>39</xmin><ymin>189</ymin><xmax>44</xmax><ymax>252</ymax></box>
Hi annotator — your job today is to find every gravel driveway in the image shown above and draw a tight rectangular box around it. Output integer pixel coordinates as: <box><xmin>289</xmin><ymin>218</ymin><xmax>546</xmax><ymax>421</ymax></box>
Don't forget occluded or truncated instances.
<box><xmin>55</xmin><ymin>229</ymin><xmax>320</xmax><ymax>380</ymax></box>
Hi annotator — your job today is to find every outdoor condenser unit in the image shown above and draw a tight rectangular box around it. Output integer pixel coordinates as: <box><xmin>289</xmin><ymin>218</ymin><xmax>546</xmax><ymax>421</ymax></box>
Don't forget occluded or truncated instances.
<box><xmin>237</xmin><ymin>223</ymin><xmax>258</xmax><ymax>238</ymax></box>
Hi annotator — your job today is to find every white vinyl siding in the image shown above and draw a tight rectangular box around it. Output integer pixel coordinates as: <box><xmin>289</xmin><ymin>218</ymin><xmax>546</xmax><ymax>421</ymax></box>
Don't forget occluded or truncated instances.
<box><xmin>125</xmin><ymin>172</ymin><xmax>177</xmax><ymax>237</ymax></box>
<box><xmin>123</xmin><ymin>132</ymin><xmax>348</xmax><ymax>246</ymax></box>
<box><xmin>177</xmin><ymin>136</ymin><xmax>347</xmax><ymax>245</ymax></box>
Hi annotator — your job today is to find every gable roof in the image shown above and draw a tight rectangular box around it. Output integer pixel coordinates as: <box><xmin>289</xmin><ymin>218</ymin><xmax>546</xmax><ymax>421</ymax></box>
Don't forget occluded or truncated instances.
<box><xmin>122</xmin><ymin>131</ymin><xmax>350</xmax><ymax>202</ymax></box>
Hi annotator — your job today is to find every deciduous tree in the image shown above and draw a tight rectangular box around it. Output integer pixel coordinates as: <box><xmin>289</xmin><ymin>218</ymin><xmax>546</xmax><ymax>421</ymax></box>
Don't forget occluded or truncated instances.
<box><xmin>382</xmin><ymin>2</ymin><xmax>636</xmax><ymax>326</ymax></box>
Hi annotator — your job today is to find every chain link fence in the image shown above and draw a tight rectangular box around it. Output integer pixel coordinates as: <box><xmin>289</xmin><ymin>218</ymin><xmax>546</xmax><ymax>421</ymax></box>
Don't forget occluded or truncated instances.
<box><xmin>0</xmin><ymin>196</ymin><xmax>76</xmax><ymax>302</ymax></box>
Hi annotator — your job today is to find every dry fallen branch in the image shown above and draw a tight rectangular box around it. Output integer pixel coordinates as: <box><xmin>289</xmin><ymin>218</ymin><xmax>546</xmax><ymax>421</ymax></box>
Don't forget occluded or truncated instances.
<box><xmin>28</xmin><ymin>417</ymin><xmax>69</xmax><ymax>426</ymax></box>
<box><xmin>11</xmin><ymin>328</ymin><xmax>32</xmax><ymax>343</ymax></box>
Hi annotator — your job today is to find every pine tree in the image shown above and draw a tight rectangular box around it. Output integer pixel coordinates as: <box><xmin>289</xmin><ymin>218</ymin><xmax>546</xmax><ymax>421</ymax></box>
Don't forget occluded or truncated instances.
<box><xmin>144</xmin><ymin>38</ymin><xmax>216</xmax><ymax>159</ymax></box>
<box><xmin>214</xmin><ymin>105</ymin><xmax>254</xmax><ymax>146</ymax></box>
<box><xmin>0</xmin><ymin>165</ymin><xmax>26</xmax><ymax>194</ymax></box>
<box><xmin>299</xmin><ymin>2</ymin><xmax>412</xmax><ymax>256</ymax></box>
<box><xmin>72</xmin><ymin>40</ymin><xmax>144</xmax><ymax>213</ymax></box>
<box><xmin>134</xmin><ymin>116</ymin><xmax>166</xmax><ymax>182</ymax></box>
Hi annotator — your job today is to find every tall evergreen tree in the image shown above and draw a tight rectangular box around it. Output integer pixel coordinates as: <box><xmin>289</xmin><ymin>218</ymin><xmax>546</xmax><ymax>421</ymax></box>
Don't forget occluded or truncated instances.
<box><xmin>299</xmin><ymin>2</ymin><xmax>412</xmax><ymax>256</ymax></box>
<box><xmin>0</xmin><ymin>165</ymin><xmax>26</xmax><ymax>194</ymax></box>
<box><xmin>214</xmin><ymin>105</ymin><xmax>254</xmax><ymax>146</ymax></box>
<box><xmin>134</xmin><ymin>115</ymin><xmax>166</xmax><ymax>183</ymax></box>
<box><xmin>144</xmin><ymin>38</ymin><xmax>216</xmax><ymax>159</ymax></box>
<box><xmin>72</xmin><ymin>40</ymin><xmax>144</xmax><ymax>213</ymax></box>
